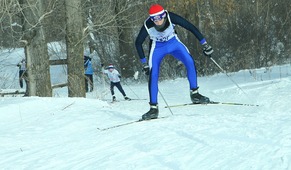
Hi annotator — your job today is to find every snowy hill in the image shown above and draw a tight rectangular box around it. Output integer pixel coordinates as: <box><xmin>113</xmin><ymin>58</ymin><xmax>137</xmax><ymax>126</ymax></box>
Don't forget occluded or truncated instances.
<box><xmin>1</xmin><ymin>48</ymin><xmax>291</xmax><ymax>169</ymax></box>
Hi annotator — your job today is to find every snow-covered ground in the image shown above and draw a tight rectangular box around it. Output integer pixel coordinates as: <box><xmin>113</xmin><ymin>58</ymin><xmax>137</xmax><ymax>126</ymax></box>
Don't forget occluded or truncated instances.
<box><xmin>1</xmin><ymin>48</ymin><xmax>291</xmax><ymax>169</ymax></box>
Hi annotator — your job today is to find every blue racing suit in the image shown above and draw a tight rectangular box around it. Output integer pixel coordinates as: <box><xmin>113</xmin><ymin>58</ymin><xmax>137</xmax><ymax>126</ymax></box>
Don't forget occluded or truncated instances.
<box><xmin>135</xmin><ymin>11</ymin><xmax>208</xmax><ymax>105</ymax></box>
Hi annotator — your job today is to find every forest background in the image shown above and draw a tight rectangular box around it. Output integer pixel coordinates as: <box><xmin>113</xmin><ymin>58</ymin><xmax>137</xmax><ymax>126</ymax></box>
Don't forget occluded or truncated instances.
<box><xmin>0</xmin><ymin>0</ymin><xmax>290</xmax><ymax>97</ymax></box>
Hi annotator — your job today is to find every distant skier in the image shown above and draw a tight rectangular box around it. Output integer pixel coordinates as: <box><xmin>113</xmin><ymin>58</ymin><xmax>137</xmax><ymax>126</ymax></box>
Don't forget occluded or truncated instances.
<box><xmin>17</xmin><ymin>58</ymin><xmax>29</xmax><ymax>96</ymax></box>
<box><xmin>84</xmin><ymin>55</ymin><xmax>94</xmax><ymax>92</ymax></box>
<box><xmin>102</xmin><ymin>64</ymin><xmax>131</xmax><ymax>102</ymax></box>
<box><xmin>17</xmin><ymin>58</ymin><xmax>27</xmax><ymax>88</ymax></box>
<box><xmin>135</xmin><ymin>4</ymin><xmax>214</xmax><ymax>120</ymax></box>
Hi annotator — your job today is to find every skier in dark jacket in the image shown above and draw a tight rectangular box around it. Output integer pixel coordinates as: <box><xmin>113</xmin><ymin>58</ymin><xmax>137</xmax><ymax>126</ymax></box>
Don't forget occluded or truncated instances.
<box><xmin>17</xmin><ymin>58</ymin><xmax>27</xmax><ymax>88</ymax></box>
<box><xmin>135</xmin><ymin>4</ymin><xmax>214</xmax><ymax>120</ymax></box>
<box><xmin>17</xmin><ymin>58</ymin><xmax>29</xmax><ymax>96</ymax></box>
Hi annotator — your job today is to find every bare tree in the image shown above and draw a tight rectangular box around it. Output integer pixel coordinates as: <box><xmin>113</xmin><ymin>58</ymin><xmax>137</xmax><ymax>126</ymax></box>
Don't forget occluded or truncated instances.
<box><xmin>84</xmin><ymin>0</ymin><xmax>153</xmax><ymax>77</ymax></box>
<box><xmin>84</xmin><ymin>0</ymin><xmax>120</xmax><ymax>65</ymax></box>
<box><xmin>114</xmin><ymin>0</ymin><xmax>144</xmax><ymax>77</ymax></box>
<box><xmin>19</xmin><ymin>0</ymin><xmax>52</xmax><ymax>96</ymax></box>
<box><xmin>65</xmin><ymin>0</ymin><xmax>85</xmax><ymax>97</ymax></box>
<box><xmin>1</xmin><ymin>0</ymin><xmax>291</xmax><ymax>83</ymax></box>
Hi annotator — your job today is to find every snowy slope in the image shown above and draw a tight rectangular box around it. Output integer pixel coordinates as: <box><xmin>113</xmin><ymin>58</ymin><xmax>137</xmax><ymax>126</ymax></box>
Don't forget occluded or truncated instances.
<box><xmin>1</xmin><ymin>48</ymin><xmax>291</xmax><ymax>169</ymax></box>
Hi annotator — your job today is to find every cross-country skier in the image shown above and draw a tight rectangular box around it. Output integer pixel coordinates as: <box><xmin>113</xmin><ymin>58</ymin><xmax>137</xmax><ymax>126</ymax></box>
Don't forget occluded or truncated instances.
<box><xmin>84</xmin><ymin>54</ymin><xmax>94</xmax><ymax>92</ymax></box>
<box><xmin>17</xmin><ymin>58</ymin><xmax>29</xmax><ymax>96</ymax></box>
<box><xmin>102</xmin><ymin>64</ymin><xmax>131</xmax><ymax>102</ymax></box>
<box><xmin>135</xmin><ymin>4</ymin><xmax>214</xmax><ymax>120</ymax></box>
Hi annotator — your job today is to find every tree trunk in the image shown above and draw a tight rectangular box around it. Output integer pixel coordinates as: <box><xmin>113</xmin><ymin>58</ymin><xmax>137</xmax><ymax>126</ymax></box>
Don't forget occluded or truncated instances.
<box><xmin>20</xmin><ymin>0</ymin><xmax>52</xmax><ymax>97</ymax></box>
<box><xmin>64</xmin><ymin>0</ymin><xmax>85</xmax><ymax>97</ymax></box>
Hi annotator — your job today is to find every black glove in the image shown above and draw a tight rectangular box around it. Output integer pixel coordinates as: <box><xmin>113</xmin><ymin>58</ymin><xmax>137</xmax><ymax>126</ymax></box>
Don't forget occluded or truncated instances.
<box><xmin>118</xmin><ymin>75</ymin><xmax>121</xmax><ymax>78</ymax></box>
<box><xmin>202</xmin><ymin>43</ymin><xmax>213</xmax><ymax>57</ymax></box>
<box><xmin>101</xmin><ymin>63</ymin><xmax>104</xmax><ymax>67</ymax></box>
<box><xmin>142</xmin><ymin>64</ymin><xmax>150</xmax><ymax>75</ymax></box>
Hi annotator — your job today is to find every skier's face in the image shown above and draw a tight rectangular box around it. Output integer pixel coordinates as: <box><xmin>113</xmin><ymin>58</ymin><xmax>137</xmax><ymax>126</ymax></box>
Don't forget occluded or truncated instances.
<box><xmin>153</xmin><ymin>18</ymin><xmax>165</xmax><ymax>25</ymax></box>
<box><xmin>109</xmin><ymin>68</ymin><xmax>114</xmax><ymax>72</ymax></box>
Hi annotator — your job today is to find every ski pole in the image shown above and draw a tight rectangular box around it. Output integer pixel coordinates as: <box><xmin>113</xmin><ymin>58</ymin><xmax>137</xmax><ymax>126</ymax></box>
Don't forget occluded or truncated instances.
<box><xmin>158</xmin><ymin>89</ymin><xmax>174</xmax><ymax>115</ymax></box>
<box><xmin>145</xmin><ymin>74</ymin><xmax>174</xmax><ymax>115</ymax></box>
<box><xmin>209</xmin><ymin>56</ymin><xmax>249</xmax><ymax>96</ymax></box>
<box><xmin>122</xmin><ymin>80</ymin><xmax>140</xmax><ymax>99</ymax></box>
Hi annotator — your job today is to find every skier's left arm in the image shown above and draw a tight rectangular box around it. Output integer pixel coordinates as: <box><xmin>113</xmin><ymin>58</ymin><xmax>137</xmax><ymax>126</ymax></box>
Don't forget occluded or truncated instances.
<box><xmin>169</xmin><ymin>12</ymin><xmax>213</xmax><ymax>56</ymax></box>
<box><xmin>112</xmin><ymin>69</ymin><xmax>121</xmax><ymax>78</ymax></box>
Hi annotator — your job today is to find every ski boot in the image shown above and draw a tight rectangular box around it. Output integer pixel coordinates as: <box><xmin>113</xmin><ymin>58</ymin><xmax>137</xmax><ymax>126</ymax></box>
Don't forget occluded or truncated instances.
<box><xmin>190</xmin><ymin>88</ymin><xmax>210</xmax><ymax>104</ymax></box>
<box><xmin>124</xmin><ymin>96</ymin><xmax>131</xmax><ymax>101</ymax></box>
<box><xmin>142</xmin><ymin>104</ymin><xmax>159</xmax><ymax>120</ymax></box>
<box><xmin>112</xmin><ymin>96</ymin><xmax>116</xmax><ymax>102</ymax></box>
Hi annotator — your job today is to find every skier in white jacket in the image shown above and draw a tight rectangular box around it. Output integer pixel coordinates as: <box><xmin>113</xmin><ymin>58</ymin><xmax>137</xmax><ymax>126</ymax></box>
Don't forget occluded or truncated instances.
<box><xmin>102</xmin><ymin>64</ymin><xmax>131</xmax><ymax>102</ymax></box>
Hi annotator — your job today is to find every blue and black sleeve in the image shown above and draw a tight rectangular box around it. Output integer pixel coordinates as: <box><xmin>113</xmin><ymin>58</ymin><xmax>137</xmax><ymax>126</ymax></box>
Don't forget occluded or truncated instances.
<box><xmin>169</xmin><ymin>12</ymin><xmax>206</xmax><ymax>45</ymax></box>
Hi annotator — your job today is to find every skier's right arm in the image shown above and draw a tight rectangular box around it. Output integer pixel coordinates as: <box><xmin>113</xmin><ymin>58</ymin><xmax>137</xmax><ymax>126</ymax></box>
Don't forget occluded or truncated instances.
<box><xmin>135</xmin><ymin>25</ymin><xmax>148</xmax><ymax>64</ymax></box>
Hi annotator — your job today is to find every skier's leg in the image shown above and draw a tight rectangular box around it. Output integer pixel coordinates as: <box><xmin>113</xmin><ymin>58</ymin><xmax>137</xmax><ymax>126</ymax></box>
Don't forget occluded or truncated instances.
<box><xmin>89</xmin><ymin>75</ymin><xmax>93</xmax><ymax>92</ymax></box>
<box><xmin>23</xmin><ymin>72</ymin><xmax>29</xmax><ymax>96</ymax></box>
<box><xmin>85</xmin><ymin>75</ymin><xmax>89</xmax><ymax>92</ymax></box>
<box><xmin>170</xmin><ymin>40</ymin><xmax>210</xmax><ymax>103</ymax></box>
<box><xmin>19</xmin><ymin>79</ymin><xmax>23</xmax><ymax>88</ymax></box>
<box><xmin>19</xmin><ymin>70</ymin><xmax>24</xmax><ymax>88</ymax></box>
<box><xmin>148</xmin><ymin>46</ymin><xmax>165</xmax><ymax>105</ymax></box>
<box><xmin>142</xmin><ymin>42</ymin><xmax>166</xmax><ymax>120</ymax></box>
<box><xmin>170</xmin><ymin>41</ymin><xmax>198</xmax><ymax>89</ymax></box>
<box><xmin>110</xmin><ymin>82</ymin><xmax>116</xmax><ymax>101</ymax></box>
<box><xmin>115</xmin><ymin>82</ymin><xmax>126</xmax><ymax>96</ymax></box>
<box><xmin>110</xmin><ymin>82</ymin><xmax>115</xmax><ymax>95</ymax></box>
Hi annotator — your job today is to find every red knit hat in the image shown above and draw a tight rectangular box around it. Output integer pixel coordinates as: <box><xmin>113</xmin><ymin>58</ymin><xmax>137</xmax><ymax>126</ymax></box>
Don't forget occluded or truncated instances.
<box><xmin>148</xmin><ymin>4</ymin><xmax>165</xmax><ymax>17</ymax></box>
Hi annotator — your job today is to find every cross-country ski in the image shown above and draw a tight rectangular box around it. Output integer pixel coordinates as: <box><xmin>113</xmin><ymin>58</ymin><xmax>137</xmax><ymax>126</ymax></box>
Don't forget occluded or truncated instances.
<box><xmin>97</xmin><ymin>116</ymin><xmax>169</xmax><ymax>131</ymax></box>
<box><xmin>165</xmin><ymin>101</ymin><xmax>259</xmax><ymax>108</ymax></box>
